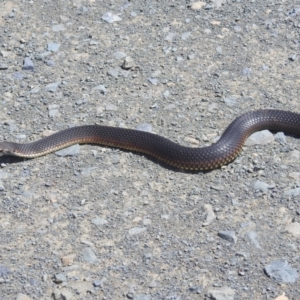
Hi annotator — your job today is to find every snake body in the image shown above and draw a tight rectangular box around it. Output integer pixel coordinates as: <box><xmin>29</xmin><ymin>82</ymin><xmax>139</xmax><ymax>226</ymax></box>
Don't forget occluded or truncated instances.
<box><xmin>0</xmin><ymin>109</ymin><xmax>299</xmax><ymax>170</ymax></box>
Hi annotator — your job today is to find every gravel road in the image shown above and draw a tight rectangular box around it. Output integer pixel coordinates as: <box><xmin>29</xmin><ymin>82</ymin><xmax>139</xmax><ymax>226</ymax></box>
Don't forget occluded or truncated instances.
<box><xmin>0</xmin><ymin>1</ymin><xmax>300</xmax><ymax>299</ymax></box>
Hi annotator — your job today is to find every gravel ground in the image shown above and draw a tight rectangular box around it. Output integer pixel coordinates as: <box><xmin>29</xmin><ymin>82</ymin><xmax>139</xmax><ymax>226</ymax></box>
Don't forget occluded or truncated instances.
<box><xmin>0</xmin><ymin>1</ymin><xmax>300</xmax><ymax>299</ymax></box>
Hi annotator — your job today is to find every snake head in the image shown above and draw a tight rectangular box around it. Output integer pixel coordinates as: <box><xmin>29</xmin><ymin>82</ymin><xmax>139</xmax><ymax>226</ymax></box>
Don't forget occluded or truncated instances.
<box><xmin>0</xmin><ymin>142</ymin><xmax>18</xmax><ymax>156</ymax></box>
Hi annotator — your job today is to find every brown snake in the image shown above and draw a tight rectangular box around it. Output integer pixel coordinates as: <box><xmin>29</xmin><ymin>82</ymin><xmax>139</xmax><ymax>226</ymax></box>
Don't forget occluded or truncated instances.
<box><xmin>0</xmin><ymin>109</ymin><xmax>299</xmax><ymax>170</ymax></box>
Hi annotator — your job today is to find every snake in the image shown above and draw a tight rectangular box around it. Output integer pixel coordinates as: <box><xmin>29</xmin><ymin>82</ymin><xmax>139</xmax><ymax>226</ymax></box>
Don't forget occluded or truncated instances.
<box><xmin>0</xmin><ymin>109</ymin><xmax>299</xmax><ymax>170</ymax></box>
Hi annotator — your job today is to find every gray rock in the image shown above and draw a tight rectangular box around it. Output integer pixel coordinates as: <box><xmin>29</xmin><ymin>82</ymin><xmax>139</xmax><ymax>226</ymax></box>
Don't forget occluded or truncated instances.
<box><xmin>113</xmin><ymin>51</ymin><xmax>127</xmax><ymax>59</ymax></box>
<box><xmin>92</xmin><ymin>85</ymin><xmax>107</xmax><ymax>94</ymax></box>
<box><xmin>105</xmin><ymin>104</ymin><xmax>118</xmax><ymax>111</ymax></box>
<box><xmin>91</xmin><ymin>217</ymin><xmax>108</xmax><ymax>226</ymax></box>
<box><xmin>245</xmin><ymin>130</ymin><xmax>274</xmax><ymax>146</ymax></box>
<box><xmin>223</xmin><ymin>95</ymin><xmax>237</xmax><ymax>107</ymax></box>
<box><xmin>202</xmin><ymin>204</ymin><xmax>216</xmax><ymax>226</ymax></box>
<box><xmin>107</xmin><ymin>68</ymin><xmax>119</xmax><ymax>78</ymax></box>
<box><xmin>284</xmin><ymin>187</ymin><xmax>300</xmax><ymax>198</ymax></box>
<box><xmin>274</xmin><ymin>132</ymin><xmax>286</xmax><ymax>144</ymax></box>
<box><xmin>128</xmin><ymin>227</ymin><xmax>147</xmax><ymax>235</ymax></box>
<box><xmin>45</xmin><ymin>82</ymin><xmax>60</xmax><ymax>93</ymax></box>
<box><xmin>82</xmin><ymin>247</ymin><xmax>98</xmax><ymax>263</ymax></box>
<box><xmin>122</xmin><ymin>56</ymin><xmax>135</xmax><ymax>69</ymax></box>
<box><xmin>54</xmin><ymin>273</ymin><xmax>67</xmax><ymax>283</ymax></box>
<box><xmin>53</xmin><ymin>289</ymin><xmax>73</xmax><ymax>300</ymax></box>
<box><xmin>46</xmin><ymin>59</ymin><xmax>55</xmax><ymax>66</ymax></box>
<box><xmin>148</xmin><ymin>78</ymin><xmax>158</xmax><ymax>85</ymax></box>
<box><xmin>218</xmin><ymin>231</ymin><xmax>237</xmax><ymax>244</ymax></box>
<box><xmin>133</xmin><ymin>295</ymin><xmax>151</xmax><ymax>300</ymax></box>
<box><xmin>0</xmin><ymin>180</ymin><xmax>5</xmax><ymax>191</ymax></box>
<box><xmin>181</xmin><ymin>32</ymin><xmax>191</xmax><ymax>40</ymax></box>
<box><xmin>0</xmin><ymin>265</ymin><xmax>10</xmax><ymax>277</ymax></box>
<box><xmin>207</xmin><ymin>286</ymin><xmax>235</xmax><ymax>300</ymax></box>
<box><xmin>22</xmin><ymin>57</ymin><xmax>34</xmax><ymax>71</ymax></box>
<box><xmin>163</xmin><ymin>90</ymin><xmax>170</xmax><ymax>98</ymax></box>
<box><xmin>102</xmin><ymin>12</ymin><xmax>122</xmax><ymax>23</ymax></box>
<box><xmin>285</xmin><ymin>222</ymin><xmax>300</xmax><ymax>238</ymax></box>
<box><xmin>264</xmin><ymin>260</ymin><xmax>299</xmax><ymax>283</ymax></box>
<box><xmin>47</xmin><ymin>43</ymin><xmax>61</xmax><ymax>52</ymax></box>
<box><xmin>0</xmin><ymin>64</ymin><xmax>8</xmax><ymax>70</ymax></box>
<box><xmin>93</xmin><ymin>277</ymin><xmax>107</xmax><ymax>287</ymax></box>
<box><xmin>253</xmin><ymin>180</ymin><xmax>271</xmax><ymax>194</ymax></box>
<box><xmin>55</xmin><ymin>144</ymin><xmax>80</xmax><ymax>157</ymax></box>
<box><xmin>246</xmin><ymin>231</ymin><xmax>261</xmax><ymax>249</ymax></box>
<box><xmin>52</xmin><ymin>24</ymin><xmax>65</xmax><ymax>32</ymax></box>
<box><xmin>136</xmin><ymin>123</ymin><xmax>152</xmax><ymax>132</ymax></box>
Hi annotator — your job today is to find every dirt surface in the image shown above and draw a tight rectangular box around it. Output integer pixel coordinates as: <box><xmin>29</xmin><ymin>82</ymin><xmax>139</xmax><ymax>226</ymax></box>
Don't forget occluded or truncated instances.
<box><xmin>0</xmin><ymin>0</ymin><xmax>300</xmax><ymax>299</ymax></box>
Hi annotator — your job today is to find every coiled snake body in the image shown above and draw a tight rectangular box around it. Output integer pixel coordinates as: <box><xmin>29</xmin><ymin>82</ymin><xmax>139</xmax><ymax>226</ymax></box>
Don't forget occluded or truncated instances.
<box><xmin>0</xmin><ymin>109</ymin><xmax>299</xmax><ymax>170</ymax></box>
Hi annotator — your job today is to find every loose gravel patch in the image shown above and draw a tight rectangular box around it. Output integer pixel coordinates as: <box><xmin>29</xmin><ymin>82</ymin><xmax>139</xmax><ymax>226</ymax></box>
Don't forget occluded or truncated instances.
<box><xmin>0</xmin><ymin>1</ymin><xmax>300</xmax><ymax>299</ymax></box>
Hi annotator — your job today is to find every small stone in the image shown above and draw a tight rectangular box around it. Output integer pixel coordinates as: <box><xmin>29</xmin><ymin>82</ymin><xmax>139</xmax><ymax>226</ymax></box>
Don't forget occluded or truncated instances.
<box><xmin>122</xmin><ymin>56</ymin><xmax>135</xmax><ymax>69</ymax></box>
<box><xmin>218</xmin><ymin>230</ymin><xmax>237</xmax><ymax>243</ymax></box>
<box><xmin>133</xmin><ymin>295</ymin><xmax>151</xmax><ymax>300</ymax></box>
<box><xmin>0</xmin><ymin>64</ymin><xmax>8</xmax><ymax>70</ymax></box>
<box><xmin>46</xmin><ymin>59</ymin><xmax>55</xmax><ymax>67</ymax></box>
<box><xmin>92</xmin><ymin>85</ymin><xmax>107</xmax><ymax>94</ymax></box>
<box><xmin>285</xmin><ymin>222</ymin><xmax>300</xmax><ymax>238</ymax></box>
<box><xmin>253</xmin><ymin>180</ymin><xmax>271</xmax><ymax>194</ymax></box>
<box><xmin>61</xmin><ymin>254</ymin><xmax>76</xmax><ymax>266</ymax></box>
<box><xmin>55</xmin><ymin>144</ymin><xmax>80</xmax><ymax>157</ymax></box>
<box><xmin>190</xmin><ymin>2</ymin><xmax>206</xmax><ymax>10</ymax></box>
<box><xmin>181</xmin><ymin>32</ymin><xmax>191</xmax><ymax>40</ymax></box>
<box><xmin>16</xmin><ymin>294</ymin><xmax>32</xmax><ymax>300</ymax></box>
<box><xmin>47</xmin><ymin>43</ymin><xmax>61</xmax><ymax>52</ymax></box>
<box><xmin>22</xmin><ymin>57</ymin><xmax>34</xmax><ymax>71</ymax></box>
<box><xmin>148</xmin><ymin>78</ymin><xmax>158</xmax><ymax>85</ymax></box>
<box><xmin>107</xmin><ymin>68</ymin><xmax>119</xmax><ymax>78</ymax></box>
<box><xmin>284</xmin><ymin>187</ymin><xmax>300</xmax><ymax>198</ymax></box>
<box><xmin>54</xmin><ymin>273</ymin><xmax>67</xmax><ymax>284</ymax></box>
<box><xmin>82</xmin><ymin>247</ymin><xmax>98</xmax><ymax>263</ymax></box>
<box><xmin>223</xmin><ymin>95</ymin><xmax>238</xmax><ymax>107</ymax></box>
<box><xmin>136</xmin><ymin>123</ymin><xmax>152</xmax><ymax>133</ymax></box>
<box><xmin>113</xmin><ymin>51</ymin><xmax>127</xmax><ymax>59</ymax></box>
<box><xmin>102</xmin><ymin>12</ymin><xmax>122</xmax><ymax>23</ymax></box>
<box><xmin>246</xmin><ymin>231</ymin><xmax>261</xmax><ymax>249</ymax></box>
<box><xmin>45</xmin><ymin>82</ymin><xmax>60</xmax><ymax>93</ymax></box>
<box><xmin>91</xmin><ymin>217</ymin><xmax>108</xmax><ymax>226</ymax></box>
<box><xmin>52</xmin><ymin>24</ymin><xmax>65</xmax><ymax>32</ymax></box>
<box><xmin>105</xmin><ymin>104</ymin><xmax>118</xmax><ymax>111</ymax></box>
<box><xmin>128</xmin><ymin>227</ymin><xmax>147</xmax><ymax>235</ymax></box>
<box><xmin>264</xmin><ymin>260</ymin><xmax>299</xmax><ymax>283</ymax></box>
<box><xmin>207</xmin><ymin>286</ymin><xmax>235</xmax><ymax>300</ymax></box>
<box><xmin>245</xmin><ymin>130</ymin><xmax>274</xmax><ymax>146</ymax></box>
<box><xmin>274</xmin><ymin>132</ymin><xmax>286</xmax><ymax>144</ymax></box>
<box><xmin>202</xmin><ymin>204</ymin><xmax>216</xmax><ymax>226</ymax></box>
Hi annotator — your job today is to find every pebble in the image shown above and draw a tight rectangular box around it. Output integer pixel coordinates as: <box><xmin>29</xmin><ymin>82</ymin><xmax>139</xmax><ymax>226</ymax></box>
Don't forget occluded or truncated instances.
<box><xmin>264</xmin><ymin>260</ymin><xmax>299</xmax><ymax>283</ymax></box>
<box><xmin>54</xmin><ymin>273</ymin><xmax>67</xmax><ymax>283</ymax></box>
<box><xmin>207</xmin><ymin>286</ymin><xmax>235</xmax><ymax>300</ymax></box>
<box><xmin>133</xmin><ymin>295</ymin><xmax>151</xmax><ymax>300</ymax></box>
<box><xmin>105</xmin><ymin>103</ymin><xmax>118</xmax><ymax>111</ymax></box>
<box><xmin>148</xmin><ymin>78</ymin><xmax>158</xmax><ymax>85</ymax></box>
<box><xmin>0</xmin><ymin>180</ymin><xmax>5</xmax><ymax>191</ymax></box>
<box><xmin>53</xmin><ymin>289</ymin><xmax>73</xmax><ymax>300</ymax></box>
<box><xmin>202</xmin><ymin>204</ymin><xmax>216</xmax><ymax>226</ymax></box>
<box><xmin>245</xmin><ymin>130</ymin><xmax>274</xmax><ymax>146</ymax></box>
<box><xmin>92</xmin><ymin>85</ymin><xmax>107</xmax><ymax>94</ymax></box>
<box><xmin>52</xmin><ymin>24</ymin><xmax>65</xmax><ymax>32</ymax></box>
<box><xmin>181</xmin><ymin>32</ymin><xmax>191</xmax><ymax>40</ymax></box>
<box><xmin>61</xmin><ymin>254</ymin><xmax>76</xmax><ymax>266</ymax></box>
<box><xmin>102</xmin><ymin>12</ymin><xmax>122</xmax><ymax>23</ymax></box>
<box><xmin>91</xmin><ymin>217</ymin><xmax>108</xmax><ymax>226</ymax></box>
<box><xmin>136</xmin><ymin>123</ymin><xmax>152</xmax><ymax>132</ymax></box>
<box><xmin>16</xmin><ymin>294</ymin><xmax>32</xmax><ymax>300</ymax></box>
<box><xmin>274</xmin><ymin>132</ymin><xmax>286</xmax><ymax>144</ymax></box>
<box><xmin>113</xmin><ymin>51</ymin><xmax>127</xmax><ymax>59</ymax></box>
<box><xmin>22</xmin><ymin>57</ymin><xmax>34</xmax><ymax>71</ymax></box>
<box><xmin>107</xmin><ymin>68</ymin><xmax>120</xmax><ymax>78</ymax></box>
<box><xmin>55</xmin><ymin>144</ymin><xmax>80</xmax><ymax>157</ymax></box>
<box><xmin>218</xmin><ymin>231</ymin><xmax>237</xmax><ymax>243</ymax></box>
<box><xmin>223</xmin><ymin>95</ymin><xmax>237</xmax><ymax>107</ymax></box>
<box><xmin>128</xmin><ymin>227</ymin><xmax>147</xmax><ymax>235</ymax></box>
<box><xmin>285</xmin><ymin>222</ymin><xmax>300</xmax><ymax>238</ymax></box>
<box><xmin>47</xmin><ymin>43</ymin><xmax>60</xmax><ymax>52</ymax></box>
<box><xmin>122</xmin><ymin>56</ymin><xmax>135</xmax><ymax>69</ymax></box>
<box><xmin>246</xmin><ymin>231</ymin><xmax>261</xmax><ymax>249</ymax></box>
<box><xmin>45</xmin><ymin>82</ymin><xmax>60</xmax><ymax>93</ymax></box>
<box><xmin>0</xmin><ymin>64</ymin><xmax>8</xmax><ymax>70</ymax></box>
<box><xmin>253</xmin><ymin>180</ymin><xmax>271</xmax><ymax>194</ymax></box>
<box><xmin>284</xmin><ymin>187</ymin><xmax>300</xmax><ymax>198</ymax></box>
<box><xmin>82</xmin><ymin>247</ymin><xmax>98</xmax><ymax>263</ymax></box>
<box><xmin>190</xmin><ymin>2</ymin><xmax>206</xmax><ymax>10</ymax></box>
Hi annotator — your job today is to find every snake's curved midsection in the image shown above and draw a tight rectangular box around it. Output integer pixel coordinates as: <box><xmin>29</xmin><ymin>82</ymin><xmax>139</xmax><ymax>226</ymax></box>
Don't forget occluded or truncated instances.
<box><xmin>1</xmin><ymin>109</ymin><xmax>300</xmax><ymax>170</ymax></box>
